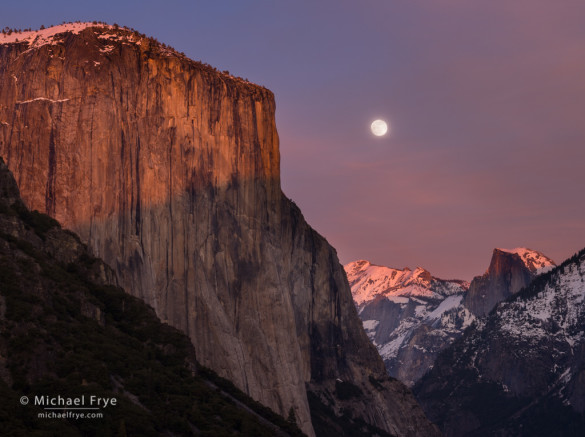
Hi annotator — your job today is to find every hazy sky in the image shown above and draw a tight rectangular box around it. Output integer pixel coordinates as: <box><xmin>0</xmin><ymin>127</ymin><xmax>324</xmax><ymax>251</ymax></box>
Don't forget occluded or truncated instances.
<box><xmin>3</xmin><ymin>1</ymin><xmax>585</xmax><ymax>280</ymax></box>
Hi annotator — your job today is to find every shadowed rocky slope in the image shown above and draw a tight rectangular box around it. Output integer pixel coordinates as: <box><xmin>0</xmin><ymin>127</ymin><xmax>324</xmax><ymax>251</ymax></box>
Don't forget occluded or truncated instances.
<box><xmin>0</xmin><ymin>23</ymin><xmax>438</xmax><ymax>436</ymax></box>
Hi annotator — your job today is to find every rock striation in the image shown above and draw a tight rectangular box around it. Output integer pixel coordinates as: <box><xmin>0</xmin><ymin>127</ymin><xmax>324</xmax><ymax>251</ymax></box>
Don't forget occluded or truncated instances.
<box><xmin>0</xmin><ymin>23</ymin><xmax>439</xmax><ymax>436</ymax></box>
<box><xmin>463</xmin><ymin>248</ymin><xmax>555</xmax><ymax>317</ymax></box>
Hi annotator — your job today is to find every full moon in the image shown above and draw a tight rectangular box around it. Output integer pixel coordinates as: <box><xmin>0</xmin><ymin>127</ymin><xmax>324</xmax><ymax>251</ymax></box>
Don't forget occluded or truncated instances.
<box><xmin>370</xmin><ymin>119</ymin><xmax>388</xmax><ymax>137</ymax></box>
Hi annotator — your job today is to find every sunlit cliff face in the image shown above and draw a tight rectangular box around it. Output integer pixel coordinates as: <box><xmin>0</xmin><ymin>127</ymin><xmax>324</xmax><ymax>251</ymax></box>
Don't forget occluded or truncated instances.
<box><xmin>1</xmin><ymin>23</ymin><xmax>280</xmax><ymax>229</ymax></box>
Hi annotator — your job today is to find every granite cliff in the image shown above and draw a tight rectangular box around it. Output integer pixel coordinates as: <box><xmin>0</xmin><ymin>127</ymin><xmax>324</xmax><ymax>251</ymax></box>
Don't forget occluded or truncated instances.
<box><xmin>0</xmin><ymin>23</ymin><xmax>438</xmax><ymax>436</ymax></box>
<box><xmin>463</xmin><ymin>248</ymin><xmax>555</xmax><ymax>317</ymax></box>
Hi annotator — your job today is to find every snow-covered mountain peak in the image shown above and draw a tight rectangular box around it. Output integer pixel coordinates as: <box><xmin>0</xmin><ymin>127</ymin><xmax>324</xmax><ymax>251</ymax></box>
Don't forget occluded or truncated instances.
<box><xmin>345</xmin><ymin>260</ymin><xmax>467</xmax><ymax>306</ymax></box>
<box><xmin>412</xmin><ymin>266</ymin><xmax>432</xmax><ymax>281</ymax></box>
<box><xmin>495</xmin><ymin>247</ymin><xmax>556</xmax><ymax>274</ymax></box>
<box><xmin>347</xmin><ymin>258</ymin><xmax>473</xmax><ymax>386</ymax></box>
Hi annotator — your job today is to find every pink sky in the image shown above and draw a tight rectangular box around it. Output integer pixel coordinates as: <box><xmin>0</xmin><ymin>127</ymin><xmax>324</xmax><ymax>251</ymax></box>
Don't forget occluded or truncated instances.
<box><xmin>276</xmin><ymin>1</ymin><xmax>585</xmax><ymax>280</ymax></box>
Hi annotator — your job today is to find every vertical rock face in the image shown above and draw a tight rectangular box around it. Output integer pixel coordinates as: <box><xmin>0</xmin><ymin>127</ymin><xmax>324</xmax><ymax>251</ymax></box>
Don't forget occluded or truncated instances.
<box><xmin>0</xmin><ymin>24</ymin><xmax>439</xmax><ymax>436</ymax></box>
<box><xmin>463</xmin><ymin>248</ymin><xmax>555</xmax><ymax>317</ymax></box>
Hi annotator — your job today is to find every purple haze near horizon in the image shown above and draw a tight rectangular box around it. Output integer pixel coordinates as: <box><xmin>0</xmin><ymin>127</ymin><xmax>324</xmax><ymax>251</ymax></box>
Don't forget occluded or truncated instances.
<box><xmin>2</xmin><ymin>1</ymin><xmax>584</xmax><ymax>280</ymax></box>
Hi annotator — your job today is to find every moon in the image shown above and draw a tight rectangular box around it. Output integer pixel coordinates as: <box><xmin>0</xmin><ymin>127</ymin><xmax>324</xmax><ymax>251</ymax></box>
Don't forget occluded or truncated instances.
<box><xmin>370</xmin><ymin>119</ymin><xmax>388</xmax><ymax>137</ymax></box>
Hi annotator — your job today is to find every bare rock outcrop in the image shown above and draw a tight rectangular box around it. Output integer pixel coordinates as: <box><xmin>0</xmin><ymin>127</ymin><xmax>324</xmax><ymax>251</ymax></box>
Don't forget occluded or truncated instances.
<box><xmin>463</xmin><ymin>248</ymin><xmax>555</xmax><ymax>317</ymax></box>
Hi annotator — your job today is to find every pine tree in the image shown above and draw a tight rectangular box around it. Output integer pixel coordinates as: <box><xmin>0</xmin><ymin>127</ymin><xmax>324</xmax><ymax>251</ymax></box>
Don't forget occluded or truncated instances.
<box><xmin>118</xmin><ymin>419</ymin><xmax>127</xmax><ymax>437</ymax></box>
<box><xmin>287</xmin><ymin>407</ymin><xmax>296</xmax><ymax>425</ymax></box>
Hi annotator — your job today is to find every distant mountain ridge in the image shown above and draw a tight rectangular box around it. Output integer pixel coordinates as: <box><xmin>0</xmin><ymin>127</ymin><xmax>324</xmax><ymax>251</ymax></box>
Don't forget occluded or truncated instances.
<box><xmin>346</xmin><ymin>260</ymin><xmax>469</xmax><ymax>307</ymax></box>
<box><xmin>345</xmin><ymin>248</ymin><xmax>555</xmax><ymax>387</ymax></box>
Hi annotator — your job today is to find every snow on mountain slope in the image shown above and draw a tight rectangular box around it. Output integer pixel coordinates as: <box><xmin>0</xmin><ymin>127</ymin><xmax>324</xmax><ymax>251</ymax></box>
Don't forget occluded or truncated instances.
<box><xmin>499</xmin><ymin>254</ymin><xmax>584</xmax><ymax>348</ymax></box>
<box><xmin>415</xmin><ymin>248</ymin><xmax>585</xmax><ymax>436</ymax></box>
<box><xmin>345</xmin><ymin>259</ymin><xmax>472</xmax><ymax>386</ymax></box>
<box><xmin>346</xmin><ymin>247</ymin><xmax>555</xmax><ymax>387</ymax></box>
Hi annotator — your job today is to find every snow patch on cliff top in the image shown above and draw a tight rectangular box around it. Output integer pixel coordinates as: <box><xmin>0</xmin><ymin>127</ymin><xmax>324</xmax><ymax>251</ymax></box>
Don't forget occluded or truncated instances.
<box><xmin>0</xmin><ymin>22</ymin><xmax>147</xmax><ymax>54</ymax></box>
<box><xmin>0</xmin><ymin>22</ymin><xmax>106</xmax><ymax>46</ymax></box>
<box><xmin>497</xmin><ymin>247</ymin><xmax>556</xmax><ymax>275</ymax></box>
<box><xmin>0</xmin><ymin>23</ymin><xmax>261</xmax><ymax>89</ymax></box>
